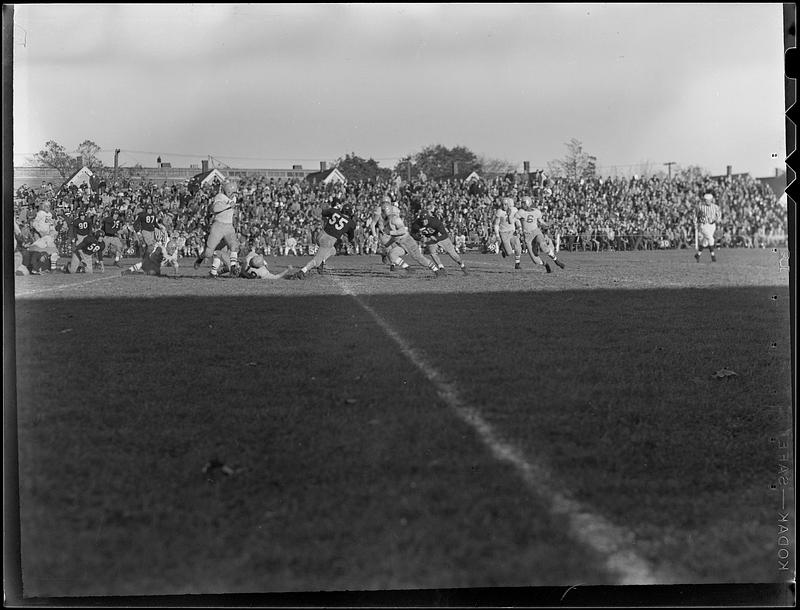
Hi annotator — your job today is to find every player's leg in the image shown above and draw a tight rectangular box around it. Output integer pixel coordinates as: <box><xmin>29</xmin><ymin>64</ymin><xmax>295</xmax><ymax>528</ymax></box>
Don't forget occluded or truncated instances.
<box><xmin>707</xmin><ymin>225</ymin><xmax>717</xmax><ymax>262</ymax></box>
<box><xmin>198</xmin><ymin>226</ymin><xmax>224</xmax><ymax>269</ymax></box>
<box><xmin>397</xmin><ymin>234</ymin><xmax>439</xmax><ymax>275</ymax></box>
<box><xmin>294</xmin><ymin>234</ymin><xmax>336</xmax><ymax>279</ymax></box>
<box><xmin>438</xmin><ymin>238</ymin><xmax>467</xmax><ymax>273</ymax></box>
<box><xmin>225</xmin><ymin>227</ymin><xmax>241</xmax><ymax>274</ymax></box>
<box><xmin>424</xmin><ymin>243</ymin><xmax>444</xmax><ymax>271</ymax></box>
<box><xmin>511</xmin><ymin>234</ymin><xmax>522</xmax><ymax>269</ymax></box>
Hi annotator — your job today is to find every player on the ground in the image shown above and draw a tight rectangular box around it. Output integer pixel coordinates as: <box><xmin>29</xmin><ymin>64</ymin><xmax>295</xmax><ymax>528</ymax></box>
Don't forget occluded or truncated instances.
<box><xmin>194</xmin><ymin>181</ymin><xmax>241</xmax><ymax>277</ymax></box>
<box><xmin>368</xmin><ymin>196</ymin><xmax>441</xmax><ymax>277</ymax></box>
<box><xmin>695</xmin><ymin>193</ymin><xmax>722</xmax><ymax>263</ymax></box>
<box><xmin>514</xmin><ymin>196</ymin><xmax>566</xmax><ymax>272</ymax></box>
<box><xmin>240</xmin><ymin>250</ymin><xmax>294</xmax><ymax>279</ymax></box>
<box><xmin>121</xmin><ymin>239</ymin><xmax>180</xmax><ymax>276</ymax></box>
<box><xmin>290</xmin><ymin>202</ymin><xmax>356</xmax><ymax>280</ymax></box>
<box><xmin>410</xmin><ymin>208</ymin><xmax>467</xmax><ymax>275</ymax></box>
<box><xmin>63</xmin><ymin>229</ymin><xmax>105</xmax><ymax>274</ymax></box>
<box><xmin>494</xmin><ymin>196</ymin><xmax>522</xmax><ymax>269</ymax></box>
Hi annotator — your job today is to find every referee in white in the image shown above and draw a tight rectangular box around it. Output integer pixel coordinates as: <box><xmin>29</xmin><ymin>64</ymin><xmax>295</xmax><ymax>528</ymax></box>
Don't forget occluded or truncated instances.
<box><xmin>695</xmin><ymin>193</ymin><xmax>722</xmax><ymax>263</ymax></box>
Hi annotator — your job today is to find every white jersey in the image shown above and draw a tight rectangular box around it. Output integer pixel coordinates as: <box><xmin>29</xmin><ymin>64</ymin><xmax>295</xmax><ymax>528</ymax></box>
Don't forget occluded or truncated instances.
<box><xmin>372</xmin><ymin>204</ymin><xmax>405</xmax><ymax>236</ymax></box>
<box><xmin>515</xmin><ymin>207</ymin><xmax>543</xmax><ymax>234</ymax></box>
<box><xmin>494</xmin><ymin>207</ymin><xmax>518</xmax><ymax>233</ymax></box>
<box><xmin>211</xmin><ymin>193</ymin><xmax>235</xmax><ymax>224</ymax></box>
<box><xmin>33</xmin><ymin>210</ymin><xmax>55</xmax><ymax>236</ymax></box>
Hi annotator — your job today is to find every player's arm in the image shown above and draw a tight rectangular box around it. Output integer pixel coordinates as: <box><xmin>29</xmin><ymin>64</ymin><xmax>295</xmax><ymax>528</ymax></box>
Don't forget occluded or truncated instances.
<box><xmin>493</xmin><ymin>212</ymin><xmax>501</xmax><ymax>239</ymax></box>
<box><xmin>368</xmin><ymin>210</ymin><xmax>380</xmax><ymax>238</ymax></box>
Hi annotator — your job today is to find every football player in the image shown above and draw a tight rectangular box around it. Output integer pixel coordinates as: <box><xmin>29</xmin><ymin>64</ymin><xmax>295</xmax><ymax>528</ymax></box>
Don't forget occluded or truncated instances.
<box><xmin>369</xmin><ymin>195</ymin><xmax>441</xmax><ymax>277</ymax></box>
<box><xmin>101</xmin><ymin>209</ymin><xmax>126</xmax><ymax>267</ymax></box>
<box><xmin>290</xmin><ymin>202</ymin><xmax>356</xmax><ymax>280</ymax></box>
<box><xmin>241</xmin><ymin>251</ymin><xmax>294</xmax><ymax>280</ymax></box>
<box><xmin>120</xmin><ymin>239</ymin><xmax>180</xmax><ymax>276</ymax></box>
<box><xmin>494</xmin><ymin>196</ymin><xmax>522</xmax><ymax>269</ymax></box>
<box><xmin>410</xmin><ymin>208</ymin><xmax>467</xmax><ymax>275</ymax></box>
<box><xmin>64</xmin><ymin>229</ymin><xmax>105</xmax><ymax>274</ymax></box>
<box><xmin>514</xmin><ymin>196</ymin><xmax>565</xmax><ymax>272</ymax></box>
<box><xmin>194</xmin><ymin>181</ymin><xmax>241</xmax><ymax>276</ymax></box>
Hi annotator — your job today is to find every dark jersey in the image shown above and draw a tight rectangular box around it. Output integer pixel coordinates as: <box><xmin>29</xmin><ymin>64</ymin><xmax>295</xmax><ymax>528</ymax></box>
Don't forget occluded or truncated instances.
<box><xmin>78</xmin><ymin>234</ymin><xmax>104</xmax><ymax>256</ymax></box>
<box><xmin>411</xmin><ymin>215</ymin><xmax>449</xmax><ymax>244</ymax></box>
<box><xmin>321</xmin><ymin>208</ymin><xmax>356</xmax><ymax>241</ymax></box>
<box><xmin>142</xmin><ymin>244</ymin><xmax>166</xmax><ymax>275</ymax></box>
<box><xmin>134</xmin><ymin>211</ymin><xmax>159</xmax><ymax>232</ymax></box>
<box><xmin>102</xmin><ymin>216</ymin><xmax>123</xmax><ymax>237</ymax></box>
<box><xmin>73</xmin><ymin>217</ymin><xmax>92</xmax><ymax>239</ymax></box>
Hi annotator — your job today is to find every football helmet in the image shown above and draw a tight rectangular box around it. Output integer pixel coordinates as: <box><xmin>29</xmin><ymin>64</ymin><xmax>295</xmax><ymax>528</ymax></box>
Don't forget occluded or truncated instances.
<box><xmin>165</xmin><ymin>240</ymin><xmax>178</xmax><ymax>256</ymax></box>
<box><xmin>250</xmin><ymin>255</ymin><xmax>265</xmax><ymax>269</ymax></box>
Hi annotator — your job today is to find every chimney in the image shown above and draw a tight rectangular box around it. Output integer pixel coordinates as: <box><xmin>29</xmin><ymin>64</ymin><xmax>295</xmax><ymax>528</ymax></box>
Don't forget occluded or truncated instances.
<box><xmin>320</xmin><ymin>161</ymin><xmax>328</xmax><ymax>172</ymax></box>
<box><xmin>523</xmin><ymin>161</ymin><xmax>530</xmax><ymax>174</ymax></box>
<box><xmin>452</xmin><ymin>161</ymin><xmax>459</xmax><ymax>176</ymax></box>
<box><xmin>726</xmin><ymin>165</ymin><xmax>732</xmax><ymax>177</ymax></box>
<box><xmin>202</xmin><ymin>159</ymin><xmax>209</xmax><ymax>173</ymax></box>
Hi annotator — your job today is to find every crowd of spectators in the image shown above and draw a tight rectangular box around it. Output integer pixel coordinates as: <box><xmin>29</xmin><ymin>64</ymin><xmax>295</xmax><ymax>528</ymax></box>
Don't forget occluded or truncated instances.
<box><xmin>13</xmin><ymin>169</ymin><xmax>787</xmax><ymax>260</ymax></box>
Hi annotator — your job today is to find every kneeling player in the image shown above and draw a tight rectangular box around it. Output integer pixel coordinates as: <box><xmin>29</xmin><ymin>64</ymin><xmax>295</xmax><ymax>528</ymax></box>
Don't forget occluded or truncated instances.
<box><xmin>63</xmin><ymin>230</ymin><xmax>105</xmax><ymax>274</ymax></box>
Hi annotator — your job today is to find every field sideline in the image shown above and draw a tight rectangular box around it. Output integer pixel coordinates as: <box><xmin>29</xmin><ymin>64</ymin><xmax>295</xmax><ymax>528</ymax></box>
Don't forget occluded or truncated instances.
<box><xmin>10</xmin><ymin>249</ymin><xmax>795</xmax><ymax>600</ymax></box>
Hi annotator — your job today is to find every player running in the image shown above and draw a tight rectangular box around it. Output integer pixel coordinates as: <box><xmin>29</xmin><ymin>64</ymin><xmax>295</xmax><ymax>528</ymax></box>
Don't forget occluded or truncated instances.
<box><xmin>410</xmin><ymin>208</ymin><xmax>467</xmax><ymax>275</ymax></box>
<box><xmin>514</xmin><ymin>196</ymin><xmax>566</xmax><ymax>273</ymax></box>
<box><xmin>494</xmin><ymin>197</ymin><xmax>522</xmax><ymax>269</ymax></box>
<box><xmin>290</xmin><ymin>202</ymin><xmax>357</xmax><ymax>280</ymax></box>
<box><xmin>368</xmin><ymin>196</ymin><xmax>441</xmax><ymax>277</ymax></box>
<box><xmin>695</xmin><ymin>193</ymin><xmax>722</xmax><ymax>263</ymax></box>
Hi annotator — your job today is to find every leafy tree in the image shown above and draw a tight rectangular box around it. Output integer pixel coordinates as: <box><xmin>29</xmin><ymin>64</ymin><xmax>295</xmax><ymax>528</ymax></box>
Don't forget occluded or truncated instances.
<box><xmin>335</xmin><ymin>153</ymin><xmax>392</xmax><ymax>183</ymax></box>
<box><xmin>395</xmin><ymin>144</ymin><xmax>481</xmax><ymax>181</ymax></box>
<box><xmin>547</xmin><ymin>138</ymin><xmax>597</xmax><ymax>180</ymax></box>
<box><xmin>76</xmin><ymin>140</ymin><xmax>104</xmax><ymax>170</ymax></box>
<box><xmin>32</xmin><ymin>140</ymin><xmax>76</xmax><ymax>180</ymax></box>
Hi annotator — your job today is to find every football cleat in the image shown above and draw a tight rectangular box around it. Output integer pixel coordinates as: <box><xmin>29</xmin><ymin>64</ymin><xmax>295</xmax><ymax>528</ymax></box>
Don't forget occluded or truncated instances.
<box><xmin>555</xmin><ymin>259</ymin><xmax>565</xmax><ymax>269</ymax></box>
<box><xmin>113</xmin><ymin>259</ymin><xmax>121</xmax><ymax>267</ymax></box>
<box><xmin>209</xmin><ymin>270</ymin><xmax>218</xmax><ymax>278</ymax></box>
<box><xmin>30</xmin><ymin>269</ymin><xmax>41</xmax><ymax>275</ymax></box>
<box><xmin>193</xmin><ymin>258</ymin><xmax>203</xmax><ymax>269</ymax></box>
<box><xmin>389</xmin><ymin>264</ymin><xmax>396</xmax><ymax>272</ymax></box>
<box><xmin>514</xmin><ymin>262</ymin><xmax>521</xmax><ymax>270</ymax></box>
<box><xmin>97</xmin><ymin>262</ymin><xmax>105</xmax><ymax>273</ymax></box>
<box><xmin>294</xmin><ymin>269</ymin><xmax>307</xmax><ymax>280</ymax></box>
<box><xmin>121</xmin><ymin>268</ymin><xmax>133</xmax><ymax>276</ymax></box>
<box><xmin>317</xmin><ymin>262</ymin><xmax>325</xmax><ymax>275</ymax></box>
<box><xmin>545</xmin><ymin>263</ymin><xmax>553</xmax><ymax>273</ymax></box>
<box><xmin>694</xmin><ymin>252</ymin><xmax>700</xmax><ymax>263</ymax></box>
<box><xmin>460</xmin><ymin>266</ymin><xmax>468</xmax><ymax>275</ymax></box>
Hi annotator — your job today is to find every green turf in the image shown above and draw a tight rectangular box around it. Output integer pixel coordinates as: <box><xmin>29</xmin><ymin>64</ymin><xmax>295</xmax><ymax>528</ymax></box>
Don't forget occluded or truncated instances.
<box><xmin>12</xmin><ymin>249</ymin><xmax>794</xmax><ymax>596</ymax></box>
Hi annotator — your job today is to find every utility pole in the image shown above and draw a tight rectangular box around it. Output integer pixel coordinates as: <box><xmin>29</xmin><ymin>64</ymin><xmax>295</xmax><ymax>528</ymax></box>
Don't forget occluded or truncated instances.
<box><xmin>113</xmin><ymin>149</ymin><xmax>120</xmax><ymax>184</ymax></box>
<box><xmin>664</xmin><ymin>161</ymin><xmax>676</xmax><ymax>179</ymax></box>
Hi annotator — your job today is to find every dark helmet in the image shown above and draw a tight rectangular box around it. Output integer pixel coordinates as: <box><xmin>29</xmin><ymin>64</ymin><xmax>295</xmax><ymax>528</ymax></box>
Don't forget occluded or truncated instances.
<box><xmin>341</xmin><ymin>205</ymin><xmax>354</xmax><ymax>217</ymax></box>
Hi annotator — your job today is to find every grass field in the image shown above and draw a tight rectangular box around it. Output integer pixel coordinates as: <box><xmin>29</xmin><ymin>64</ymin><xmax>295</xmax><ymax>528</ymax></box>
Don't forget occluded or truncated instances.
<box><xmin>9</xmin><ymin>248</ymin><xmax>795</xmax><ymax>602</ymax></box>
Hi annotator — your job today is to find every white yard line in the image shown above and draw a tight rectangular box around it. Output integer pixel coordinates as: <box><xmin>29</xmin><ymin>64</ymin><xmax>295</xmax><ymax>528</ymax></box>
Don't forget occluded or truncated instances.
<box><xmin>14</xmin><ymin>273</ymin><xmax>119</xmax><ymax>297</ymax></box>
<box><xmin>333</xmin><ymin>275</ymin><xmax>674</xmax><ymax>585</ymax></box>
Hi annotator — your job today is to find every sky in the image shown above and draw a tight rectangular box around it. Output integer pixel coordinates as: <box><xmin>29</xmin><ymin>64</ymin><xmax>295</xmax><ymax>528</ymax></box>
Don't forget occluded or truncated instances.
<box><xmin>11</xmin><ymin>3</ymin><xmax>789</xmax><ymax>178</ymax></box>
